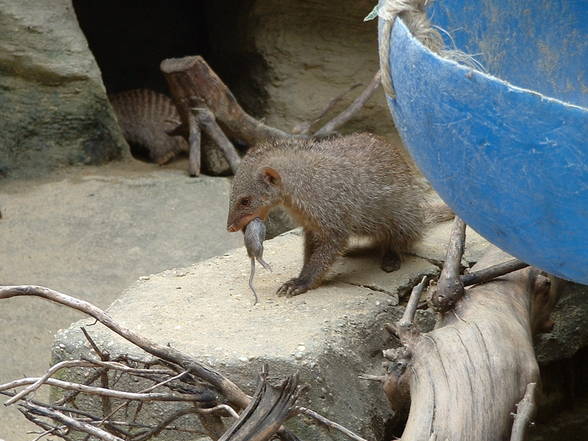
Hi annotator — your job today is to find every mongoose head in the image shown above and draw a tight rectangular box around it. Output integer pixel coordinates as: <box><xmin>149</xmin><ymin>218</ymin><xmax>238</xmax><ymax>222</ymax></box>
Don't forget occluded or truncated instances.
<box><xmin>227</xmin><ymin>165</ymin><xmax>282</xmax><ymax>232</ymax></box>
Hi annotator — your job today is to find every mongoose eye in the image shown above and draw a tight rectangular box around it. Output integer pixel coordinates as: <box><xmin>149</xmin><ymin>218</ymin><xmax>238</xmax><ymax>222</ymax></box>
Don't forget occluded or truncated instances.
<box><xmin>239</xmin><ymin>197</ymin><xmax>251</xmax><ymax>207</ymax></box>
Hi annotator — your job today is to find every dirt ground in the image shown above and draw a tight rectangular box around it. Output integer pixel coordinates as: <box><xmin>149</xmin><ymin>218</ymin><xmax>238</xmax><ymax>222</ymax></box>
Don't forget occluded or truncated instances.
<box><xmin>0</xmin><ymin>158</ymin><xmax>242</xmax><ymax>439</ymax></box>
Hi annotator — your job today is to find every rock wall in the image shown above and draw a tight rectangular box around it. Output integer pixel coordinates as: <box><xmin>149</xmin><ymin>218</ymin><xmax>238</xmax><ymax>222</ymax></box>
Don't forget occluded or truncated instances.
<box><xmin>0</xmin><ymin>0</ymin><xmax>395</xmax><ymax>177</ymax></box>
<box><xmin>0</xmin><ymin>0</ymin><xmax>127</xmax><ymax>177</ymax></box>
<box><xmin>206</xmin><ymin>0</ymin><xmax>396</xmax><ymax>137</ymax></box>
<box><xmin>250</xmin><ymin>0</ymin><xmax>393</xmax><ymax>135</ymax></box>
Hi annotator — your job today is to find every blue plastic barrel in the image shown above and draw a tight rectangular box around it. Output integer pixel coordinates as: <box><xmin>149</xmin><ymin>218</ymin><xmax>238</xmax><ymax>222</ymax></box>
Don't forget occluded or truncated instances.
<box><xmin>379</xmin><ymin>0</ymin><xmax>588</xmax><ymax>283</ymax></box>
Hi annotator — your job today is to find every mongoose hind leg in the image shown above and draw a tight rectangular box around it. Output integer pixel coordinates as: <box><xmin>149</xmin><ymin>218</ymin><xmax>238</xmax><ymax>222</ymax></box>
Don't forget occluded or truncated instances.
<box><xmin>277</xmin><ymin>231</ymin><xmax>345</xmax><ymax>297</ymax></box>
<box><xmin>381</xmin><ymin>248</ymin><xmax>402</xmax><ymax>273</ymax></box>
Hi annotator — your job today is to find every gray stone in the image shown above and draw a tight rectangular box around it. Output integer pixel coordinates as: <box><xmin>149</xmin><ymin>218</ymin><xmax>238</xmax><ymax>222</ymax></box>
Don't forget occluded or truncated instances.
<box><xmin>535</xmin><ymin>280</ymin><xmax>588</xmax><ymax>364</ymax></box>
<box><xmin>0</xmin><ymin>0</ymin><xmax>127</xmax><ymax>177</ymax></box>
<box><xmin>53</xmin><ymin>229</ymin><xmax>442</xmax><ymax>440</ymax></box>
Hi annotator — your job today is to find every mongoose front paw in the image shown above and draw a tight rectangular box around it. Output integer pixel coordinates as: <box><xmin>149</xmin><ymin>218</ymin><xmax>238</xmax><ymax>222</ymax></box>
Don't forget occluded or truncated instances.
<box><xmin>276</xmin><ymin>278</ymin><xmax>311</xmax><ymax>297</ymax></box>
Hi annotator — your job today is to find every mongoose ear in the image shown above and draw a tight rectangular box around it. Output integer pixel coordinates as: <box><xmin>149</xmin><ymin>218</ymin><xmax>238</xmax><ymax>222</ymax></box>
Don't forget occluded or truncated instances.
<box><xmin>261</xmin><ymin>167</ymin><xmax>281</xmax><ymax>186</ymax></box>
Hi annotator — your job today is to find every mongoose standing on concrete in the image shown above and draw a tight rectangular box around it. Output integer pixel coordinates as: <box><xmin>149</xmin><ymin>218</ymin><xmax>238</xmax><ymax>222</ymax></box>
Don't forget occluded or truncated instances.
<box><xmin>227</xmin><ymin>132</ymin><xmax>451</xmax><ymax>296</ymax></box>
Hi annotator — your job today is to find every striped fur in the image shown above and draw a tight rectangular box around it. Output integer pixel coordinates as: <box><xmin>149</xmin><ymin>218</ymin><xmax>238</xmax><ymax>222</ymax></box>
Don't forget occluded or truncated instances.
<box><xmin>109</xmin><ymin>89</ymin><xmax>188</xmax><ymax>164</ymax></box>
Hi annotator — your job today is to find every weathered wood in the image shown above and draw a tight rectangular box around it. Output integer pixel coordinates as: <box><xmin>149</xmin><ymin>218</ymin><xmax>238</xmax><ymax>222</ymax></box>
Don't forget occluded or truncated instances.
<box><xmin>192</xmin><ymin>107</ymin><xmax>241</xmax><ymax>173</ymax></box>
<box><xmin>510</xmin><ymin>382</ymin><xmax>537</xmax><ymax>441</ymax></box>
<box><xmin>161</xmin><ymin>56</ymin><xmax>290</xmax><ymax>147</ymax></box>
<box><xmin>187</xmin><ymin>112</ymin><xmax>202</xmax><ymax>177</ymax></box>
<box><xmin>461</xmin><ymin>258</ymin><xmax>529</xmax><ymax>287</ymax></box>
<box><xmin>383</xmin><ymin>247</ymin><xmax>555</xmax><ymax>441</ymax></box>
<box><xmin>430</xmin><ymin>216</ymin><xmax>466</xmax><ymax>312</ymax></box>
<box><xmin>219</xmin><ymin>368</ymin><xmax>301</xmax><ymax>441</ymax></box>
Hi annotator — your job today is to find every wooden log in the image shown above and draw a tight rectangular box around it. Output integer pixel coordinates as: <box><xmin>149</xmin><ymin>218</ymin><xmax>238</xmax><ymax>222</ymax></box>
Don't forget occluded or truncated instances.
<box><xmin>384</xmin><ymin>247</ymin><xmax>555</xmax><ymax>441</ymax></box>
<box><xmin>160</xmin><ymin>56</ymin><xmax>290</xmax><ymax>147</ymax></box>
<box><xmin>430</xmin><ymin>216</ymin><xmax>466</xmax><ymax>312</ymax></box>
<box><xmin>187</xmin><ymin>112</ymin><xmax>202</xmax><ymax>176</ymax></box>
<box><xmin>192</xmin><ymin>107</ymin><xmax>241</xmax><ymax>174</ymax></box>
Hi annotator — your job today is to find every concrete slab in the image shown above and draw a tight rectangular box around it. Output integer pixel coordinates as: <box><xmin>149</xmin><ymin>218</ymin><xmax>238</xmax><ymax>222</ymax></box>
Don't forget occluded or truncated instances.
<box><xmin>51</xmin><ymin>226</ymin><xmax>452</xmax><ymax>440</ymax></box>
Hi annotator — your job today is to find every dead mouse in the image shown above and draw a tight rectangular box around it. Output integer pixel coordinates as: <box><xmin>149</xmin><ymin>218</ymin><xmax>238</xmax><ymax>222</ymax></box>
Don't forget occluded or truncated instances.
<box><xmin>243</xmin><ymin>218</ymin><xmax>272</xmax><ymax>304</ymax></box>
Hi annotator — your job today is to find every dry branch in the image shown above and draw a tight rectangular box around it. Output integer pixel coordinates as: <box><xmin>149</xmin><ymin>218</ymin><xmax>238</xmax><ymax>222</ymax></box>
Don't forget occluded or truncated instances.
<box><xmin>430</xmin><ymin>216</ymin><xmax>466</xmax><ymax>312</ymax></box>
<box><xmin>1</xmin><ymin>377</ymin><xmax>202</xmax><ymax>402</ymax></box>
<box><xmin>192</xmin><ymin>107</ymin><xmax>241</xmax><ymax>173</ymax></box>
<box><xmin>510</xmin><ymin>382</ymin><xmax>537</xmax><ymax>441</ymax></box>
<box><xmin>20</xmin><ymin>401</ymin><xmax>124</xmax><ymax>441</ymax></box>
<box><xmin>296</xmin><ymin>407</ymin><xmax>370</xmax><ymax>441</ymax></box>
<box><xmin>382</xmin><ymin>247</ymin><xmax>552</xmax><ymax>441</ymax></box>
<box><xmin>187</xmin><ymin>112</ymin><xmax>202</xmax><ymax>176</ymax></box>
<box><xmin>462</xmin><ymin>258</ymin><xmax>529</xmax><ymax>287</ymax></box>
<box><xmin>132</xmin><ymin>407</ymin><xmax>204</xmax><ymax>441</ymax></box>
<box><xmin>313</xmin><ymin>70</ymin><xmax>382</xmax><ymax>138</ymax></box>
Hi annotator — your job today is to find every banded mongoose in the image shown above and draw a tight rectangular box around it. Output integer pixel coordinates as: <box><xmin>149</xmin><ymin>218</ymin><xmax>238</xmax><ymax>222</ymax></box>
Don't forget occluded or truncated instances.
<box><xmin>109</xmin><ymin>89</ymin><xmax>188</xmax><ymax>164</ymax></box>
<box><xmin>227</xmin><ymin>132</ymin><xmax>452</xmax><ymax>296</ymax></box>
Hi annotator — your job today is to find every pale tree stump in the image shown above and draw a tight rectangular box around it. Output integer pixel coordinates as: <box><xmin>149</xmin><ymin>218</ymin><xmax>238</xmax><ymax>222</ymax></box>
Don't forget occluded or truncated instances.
<box><xmin>382</xmin><ymin>246</ymin><xmax>554</xmax><ymax>441</ymax></box>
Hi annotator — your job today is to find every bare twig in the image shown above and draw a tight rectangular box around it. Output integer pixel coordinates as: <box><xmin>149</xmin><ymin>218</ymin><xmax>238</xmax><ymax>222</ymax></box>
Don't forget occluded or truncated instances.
<box><xmin>3</xmin><ymin>358</ymin><xmax>180</xmax><ymax>406</ymax></box>
<box><xmin>431</xmin><ymin>216</ymin><xmax>466</xmax><ymax>312</ymax></box>
<box><xmin>510</xmin><ymin>383</ymin><xmax>537</xmax><ymax>441</ymax></box>
<box><xmin>79</xmin><ymin>356</ymin><xmax>176</xmax><ymax>376</ymax></box>
<box><xmin>386</xmin><ymin>276</ymin><xmax>427</xmax><ymax>346</ymax></box>
<box><xmin>199</xmin><ymin>404</ymin><xmax>240</xmax><ymax>419</ymax></box>
<box><xmin>192</xmin><ymin>106</ymin><xmax>241</xmax><ymax>173</ymax></box>
<box><xmin>132</xmin><ymin>407</ymin><xmax>204</xmax><ymax>441</ymax></box>
<box><xmin>20</xmin><ymin>401</ymin><xmax>124</xmax><ymax>441</ymax></box>
<box><xmin>5</xmin><ymin>360</ymin><xmax>93</xmax><ymax>405</ymax></box>
<box><xmin>161</xmin><ymin>56</ymin><xmax>290</xmax><ymax>147</ymax></box>
<box><xmin>0</xmin><ymin>285</ymin><xmax>249</xmax><ymax>409</ymax></box>
<box><xmin>462</xmin><ymin>258</ymin><xmax>529</xmax><ymax>287</ymax></box>
<box><xmin>81</xmin><ymin>327</ymin><xmax>109</xmax><ymax>360</ymax></box>
<box><xmin>97</xmin><ymin>369</ymin><xmax>190</xmax><ymax>429</ymax></box>
<box><xmin>357</xmin><ymin>374</ymin><xmax>385</xmax><ymax>382</ymax></box>
<box><xmin>1</xmin><ymin>377</ymin><xmax>202</xmax><ymax>402</ymax></box>
<box><xmin>20</xmin><ymin>410</ymin><xmax>73</xmax><ymax>441</ymax></box>
<box><xmin>8</xmin><ymin>390</ymin><xmax>204</xmax><ymax>438</ymax></box>
<box><xmin>29</xmin><ymin>426</ymin><xmax>66</xmax><ymax>441</ymax></box>
<box><xmin>81</xmin><ymin>327</ymin><xmax>117</xmax><ymax>432</ymax></box>
<box><xmin>4</xmin><ymin>391</ymin><xmax>111</xmax><ymax>421</ymax></box>
<box><xmin>313</xmin><ymin>70</ymin><xmax>381</xmax><ymax>137</ymax></box>
<box><xmin>296</xmin><ymin>407</ymin><xmax>370</xmax><ymax>441</ymax></box>
<box><xmin>187</xmin><ymin>112</ymin><xmax>202</xmax><ymax>176</ymax></box>
<box><xmin>292</xmin><ymin>83</ymin><xmax>362</xmax><ymax>135</ymax></box>
<box><xmin>399</xmin><ymin>275</ymin><xmax>427</xmax><ymax>328</ymax></box>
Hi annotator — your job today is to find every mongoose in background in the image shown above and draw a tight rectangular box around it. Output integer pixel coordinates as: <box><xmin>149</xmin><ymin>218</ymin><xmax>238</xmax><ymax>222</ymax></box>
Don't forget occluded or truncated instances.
<box><xmin>109</xmin><ymin>89</ymin><xmax>188</xmax><ymax>164</ymax></box>
<box><xmin>227</xmin><ymin>132</ymin><xmax>452</xmax><ymax>296</ymax></box>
